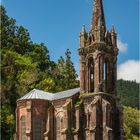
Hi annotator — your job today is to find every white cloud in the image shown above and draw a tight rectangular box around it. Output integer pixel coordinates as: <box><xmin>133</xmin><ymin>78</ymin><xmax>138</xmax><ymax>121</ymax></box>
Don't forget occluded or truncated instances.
<box><xmin>117</xmin><ymin>39</ymin><xmax>128</xmax><ymax>53</ymax></box>
<box><xmin>117</xmin><ymin>60</ymin><xmax>140</xmax><ymax>83</ymax></box>
<box><xmin>76</xmin><ymin>76</ymin><xmax>80</xmax><ymax>81</ymax></box>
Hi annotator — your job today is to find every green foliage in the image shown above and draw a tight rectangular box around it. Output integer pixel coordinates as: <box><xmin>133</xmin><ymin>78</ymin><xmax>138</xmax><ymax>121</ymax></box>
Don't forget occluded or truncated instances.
<box><xmin>1</xmin><ymin>5</ymin><xmax>79</xmax><ymax>139</ymax></box>
<box><xmin>117</xmin><ymin>80</ymin><xmax>139</xmax><ymax>139</ymax></box>
<box><xmin>1</xmin><ymin>106</ymin><xmax>15</xmax><ymax>140</ymax></box>
<box><xmin>75</xmin><ymin>98</ymin><xmax>81</xmax><ymax>106</ymax></box>
<box><xmin>36</xmin><ymin>76</ymin><xmax>55</xmax><ymax>92</ymax></box>
<box><xmin>52</xmin><ymin>49</ymin><xmax>79</xmax><ymax>92</ymax></box>
<box><xmin>123</xmin><ymin>106</ymin><xmax>139</xmax><ymax>140</ymax></box>
<box><xmin>117</xmin><ymin>79</ymin><xmax>139</xmax><ymax>109</ymax></box>
<box><xmin>1</xmin><ymin>6</ymin><xmax>30</xmax><ymax>54</ymax></box>
<box><xmin>65</xmin><ymin>49</ymin><xmax>78</xmax><ymax>88</ymax></box>
<box><xmin>27</xmin><ymin>43</ymin><xmax>51</xmax><ymax>71</ymax></box>
<box><xmin>2</xmin><ymin>4</ymin><xmax>140</xmax><ymax>140</ymax></box>
<box><xmin>1</xmin><ymin>50</ymin><xmax>38</xmax><ymax>108</ymax></box>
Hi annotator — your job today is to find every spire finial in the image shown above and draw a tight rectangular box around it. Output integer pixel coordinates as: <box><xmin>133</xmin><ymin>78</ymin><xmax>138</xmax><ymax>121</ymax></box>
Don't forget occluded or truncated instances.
<box><xmin>82</xmin><ymin>24</ymin><xmax>85</xmax><ymax>32</ymax></box>
<box><xmin>91</xmin><ymin>0</ymin><xmax>106</xmax><ymax>32</ymax></box>
<box><xmin>81</xmin><ymin>24</ymin><xmax>86</xmax><ymax>35</ymax></box>
<box><xmin>111</xmin><ymin>25</ymin><xmax>115</xmax><ymax>33</ymax></box>
<box><xmin>90</xmin><ymin>24</ymin><xmax>93</xmax><ymax>31</ymax></box>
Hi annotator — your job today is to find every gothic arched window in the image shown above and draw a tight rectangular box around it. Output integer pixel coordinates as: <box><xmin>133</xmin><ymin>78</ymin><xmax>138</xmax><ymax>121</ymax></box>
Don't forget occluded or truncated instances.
<box><xmin>33</xmin><ymin>118</ymin><xmax>43</xmax><ymax>140</ymax></box>
<box><xmin>103</xmin><ymin>61</ymin><xmax>108</xmax><ymax>92</ymax></box>
<box><xmin>21</xmin><ymin>116</ymin><xmax>26</xmax><ymax>140</ymax></box>
<box><xmin>99</xmin><ymin>56</ymin><xmax>101</xmax><ymax>83</ymax></box>
<box><xmin>88</xmin><ymin>57</ymin><xmax>94</xmax><ymax>92</ymax></box>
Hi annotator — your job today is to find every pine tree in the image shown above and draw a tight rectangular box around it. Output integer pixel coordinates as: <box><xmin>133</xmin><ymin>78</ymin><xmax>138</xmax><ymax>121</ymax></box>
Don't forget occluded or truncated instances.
<box><xmin>65</xmin><ymin>49</ymin><xmax>78</xmax><ymax>89</ymax></box>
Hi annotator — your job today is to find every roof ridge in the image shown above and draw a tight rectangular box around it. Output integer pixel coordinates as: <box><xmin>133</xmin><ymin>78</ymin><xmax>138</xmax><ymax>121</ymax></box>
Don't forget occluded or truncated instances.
<box><xmin>17</xmin><ymin>87</ymin><xmax>80</xmax><ymax>101</ymax></box>
<box><xmin>54</xmin><ymin>87</ymin><xmax>80</xmax><ymax>94</ymax></box>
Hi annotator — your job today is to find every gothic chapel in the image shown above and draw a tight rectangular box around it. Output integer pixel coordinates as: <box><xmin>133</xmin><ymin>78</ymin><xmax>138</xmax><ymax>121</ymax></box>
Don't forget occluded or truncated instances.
<box><xmin>15</xmin><ymin>0</ymin><xmax>124</xmax><ymax>140</ymax></box>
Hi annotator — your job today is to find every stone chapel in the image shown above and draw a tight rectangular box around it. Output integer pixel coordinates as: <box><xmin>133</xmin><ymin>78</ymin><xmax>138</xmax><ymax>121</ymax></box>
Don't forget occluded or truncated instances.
<box><xmin>15</xmin><ymin>0</ymin><xmax>124</xmax><ymax>139</ymax></box>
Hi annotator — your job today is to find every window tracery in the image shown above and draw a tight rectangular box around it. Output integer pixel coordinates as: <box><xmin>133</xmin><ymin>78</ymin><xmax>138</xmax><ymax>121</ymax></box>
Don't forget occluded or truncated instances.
<box><xmin>33</xmin><ymin>118</ymin><xmax>43</xmax><ymax>140</ymax></box>
<box><xmin>21</xmin><ymin>116</ymin><xmax>26</xmax><ymax>140</ymax></box>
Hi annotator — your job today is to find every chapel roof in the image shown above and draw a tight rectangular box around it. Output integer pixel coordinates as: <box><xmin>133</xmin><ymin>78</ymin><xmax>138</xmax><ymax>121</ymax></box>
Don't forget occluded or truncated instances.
<box><xmin>18</xmin><ymin>87</ymin><xmax>80</xmax><ymax>101</ymax></box>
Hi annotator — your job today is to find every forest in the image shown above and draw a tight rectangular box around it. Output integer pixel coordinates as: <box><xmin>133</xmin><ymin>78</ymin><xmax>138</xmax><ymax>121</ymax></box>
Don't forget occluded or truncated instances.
<box><xmin>1</xmin><ymin>5</ymin><xmax>139</xmax><ymax>140</ymax></box>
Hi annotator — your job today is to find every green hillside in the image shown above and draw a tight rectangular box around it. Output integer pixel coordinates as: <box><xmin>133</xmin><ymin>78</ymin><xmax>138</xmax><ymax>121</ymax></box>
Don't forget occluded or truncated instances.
<box><xmin>117</xmin><ymin>79</ymin><xmax>139</xmax><ymax>109</ymax></box>
<box><xmin>117</xmin><ymin>80</ymin><xmax>139</xmax><ymax>140</ymax></box>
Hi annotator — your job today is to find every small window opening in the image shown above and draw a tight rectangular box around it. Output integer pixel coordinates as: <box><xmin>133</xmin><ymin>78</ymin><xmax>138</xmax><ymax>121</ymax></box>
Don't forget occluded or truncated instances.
<box><xmin>88</xmin><ymin>58</ymin><xmax>94</xmax><ymax>92</ymax></box>
<box><xmin>103</xmin><ymin>62</ymin><xmax>107</xmax><ymax>92</ymax></box>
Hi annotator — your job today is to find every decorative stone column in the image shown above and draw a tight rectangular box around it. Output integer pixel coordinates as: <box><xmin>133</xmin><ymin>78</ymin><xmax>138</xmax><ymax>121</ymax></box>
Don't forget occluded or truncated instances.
<box><xmin>107</xmin><ymin>61</ymin><xmax>113</xmax><ymax>94</ymax></box>
<box><xmin>62</xmin><ymin>100</ymin><xmax>71</xmax><ymax>140</ymax></box>
<box><xmin>15</xmin><ymin>107</ymin><xmax>19</xmax><ymax>140</ymax></box>
<box><xmin>80</xmin><ymin>55</ymin><xmax>86</xmax><ymax>94</ymax></box>
<box><xmin>44</xmin><ymin>109</ymin><xmax>49</xmax><ymax>140</ymax></box>
<box><xmin>85</xmin><ymin>61</ymin><xmax>89</xmax><ymax>93</ymax></box>
<box><xmin>99</xmin><ymin>55</ymin><xmax>104</xmax><ymax>92</ymax></box>
<box><xmin>73</xmin><ymin>104</ymin><xmax>80</xmax><ymax>140</ymax></box>
<box><xmin>113</xmin><ymin>58</ymin><xmax>117</xmax><ymax>95</ymax></box>
<box><xmin>44</xmin><ymin>105</ymin><xmax>54</xmax><ymax>140</ymax></box>
<box><xmin>94</xmin><ymin>55</ymin><xmax>98</xmax><ymax>92</ymax></box>
<box><xmin>75</xmin><ymin>106</ymin><xmax>80</xmax><ymax>130</ymax></box>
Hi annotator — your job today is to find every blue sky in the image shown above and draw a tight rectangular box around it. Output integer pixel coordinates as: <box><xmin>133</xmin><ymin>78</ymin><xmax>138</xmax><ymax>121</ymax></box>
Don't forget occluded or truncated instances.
<box><xmin>2</xmin><ymin>0</ymin><xmax>140</xmax><ymax>82</ymax></box>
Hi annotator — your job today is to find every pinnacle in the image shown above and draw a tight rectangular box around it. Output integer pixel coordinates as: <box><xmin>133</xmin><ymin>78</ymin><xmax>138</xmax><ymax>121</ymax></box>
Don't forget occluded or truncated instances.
<box><xmin>91</xmin><ymin>0</ymin><xmax>106</xmax><ymax>32</ymax></box>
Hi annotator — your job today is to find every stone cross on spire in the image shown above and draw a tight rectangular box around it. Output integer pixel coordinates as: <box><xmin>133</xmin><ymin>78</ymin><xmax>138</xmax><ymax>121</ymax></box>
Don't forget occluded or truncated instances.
<box><xmin>91</xmin><ymin>0</ymin><xmax>106</xmax><ymax>32</ymax></box>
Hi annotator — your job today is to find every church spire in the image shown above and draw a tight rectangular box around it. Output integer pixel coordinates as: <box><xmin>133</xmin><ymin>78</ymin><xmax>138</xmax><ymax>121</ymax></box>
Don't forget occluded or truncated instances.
<box><xmin>91</xmin><ymin>0</ymin><xmax>106</xmax><ymax>32</ymax></box>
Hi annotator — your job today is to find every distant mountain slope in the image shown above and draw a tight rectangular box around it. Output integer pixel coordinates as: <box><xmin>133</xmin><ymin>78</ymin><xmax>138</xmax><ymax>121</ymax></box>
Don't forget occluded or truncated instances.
<box><xmin>117</xmin><ymin>79</ymin><xmax>139</xmax><ymax>109</ymax></box>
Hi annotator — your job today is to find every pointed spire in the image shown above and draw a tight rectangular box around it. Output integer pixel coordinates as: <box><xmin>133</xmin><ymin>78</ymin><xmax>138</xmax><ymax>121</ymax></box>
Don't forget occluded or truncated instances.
<box><xmin>111</xmin><ymin>25</ymin><xmax>115</xmax><ymax>33</ymax></box>
<box><xmin>90</xmin><ymin>24</ymin><xmax>93</xmax><ymax>31</ymax></box>
<box><xmin>82</xmin><ymin>24</ymin><xmax>86</xmax><ymax>33</ymax></box>
<box><xmin>80</xmin><ymin>24</ymin><xmax>86</xmax><ymax>36</ymax></box>
<box><xmin>91</xmin><ymin>0</ymin><xmax>106</xmax><ymax>32</ymax></box>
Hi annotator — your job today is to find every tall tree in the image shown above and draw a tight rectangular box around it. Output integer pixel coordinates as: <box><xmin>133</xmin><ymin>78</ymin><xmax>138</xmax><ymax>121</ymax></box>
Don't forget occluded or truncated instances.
<box><xmin>65</xmin><ymin>49</ymin><xmax>78</xmax><ymax>89</ymax></box>
<box><xmin>52</xmin><ymin>49</ymin><xmax>79</xmax><ymax>92</ymax></box>
<box><xmin>27</xmin><ymin>43</ymin><xmax>51</xmax><ymax>72</ymax></box>
<box><xmin>123</xmin><ymin>106</ymin><xmax>139</xmax><ymax>140</ymax></box>
<box><xmin>1</xmin><ymin>6</ymin><xmax>53</xmax><ymax>139</ymax></box>
<box><xmin>117</xmin><ymin>79</ymin><xmax>139</xmax><ymax>109</ymax></box>
<box><xmin>1</xmin><ymin>5</ymin><xmax>79</xmax><ymax>140</ymax></box>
